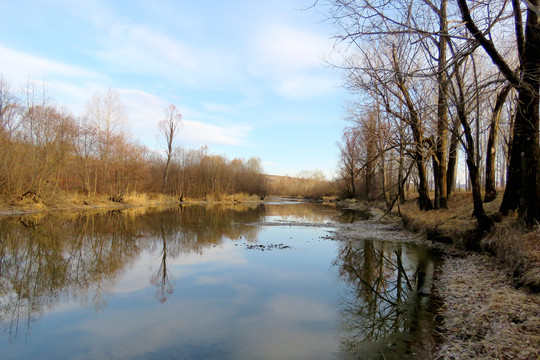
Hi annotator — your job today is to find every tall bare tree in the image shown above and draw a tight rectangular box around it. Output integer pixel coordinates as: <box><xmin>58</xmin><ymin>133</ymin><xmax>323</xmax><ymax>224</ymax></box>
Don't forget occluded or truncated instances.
<box><xmin>84</xmin><ymin>88</ymin><xmax>126</xmax><ymax>195</ymax></box>
<box><xmin>484</xmin><ymin>84</ymin><xmax>512</xmax><ymax>203</ymax></box>
<box><xmin>457</xmin><ymin>0</ymin><xmax>540</xmax><ymax>227</ymax></box>
<box><xmin>159</xmin><ymin>105</ymin><xmax>182</xmax><ymax>191</ymax></box>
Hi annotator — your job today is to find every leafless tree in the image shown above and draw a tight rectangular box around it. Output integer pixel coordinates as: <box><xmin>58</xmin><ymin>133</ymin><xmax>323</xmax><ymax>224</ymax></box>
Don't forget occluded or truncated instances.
<box><xmin>159</xmin><ymin>105</ymin><xmax>182</xmax><ymax>191</ymax></box>
<box><xmin>457</xmin><ymin>0</ymin><xmax>540</xmax><ymax>227</ymax></box>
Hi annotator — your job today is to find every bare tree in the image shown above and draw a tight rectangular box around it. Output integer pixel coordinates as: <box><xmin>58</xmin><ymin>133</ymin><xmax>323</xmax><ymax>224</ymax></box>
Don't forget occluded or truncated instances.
<box><xmin>450</xmin><ymin>54</ymin><xmax>494</xmax><ymax>231</ymax></box>
<box><xmin>84</xmin><ymin>88</ymin><xmax>126</xmax><ymax>196</ymax></box>
<box><xmin>484</xmin><ymin>84</ymin><xmax>513</xmax><ymax>203</ymax></box>
<box><xmin>457</xmin><ymin>0</ymin><xmax>540</xmax><ymax>227</ymax></box>
<box><xmin>338</xmin><ymin>127</ymin><xmax>363</xmax><ymax>198</ymax></box>
<box><xmin>159</xmin><ymin>105</ymin><xmax>182</xmax><ymax>191</ymax></box>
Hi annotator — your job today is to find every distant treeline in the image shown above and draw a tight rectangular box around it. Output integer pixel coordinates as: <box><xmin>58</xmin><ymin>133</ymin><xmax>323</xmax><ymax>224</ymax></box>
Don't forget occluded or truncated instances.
<box><xmin>267</xmin><ymin>172</ymin><xmax>337</xmax><ymax>199</ymax></box>
<box><xmin>0</xmin><ymin>77</ymin><xmax>267</xmax><ymax>202</ymax></box>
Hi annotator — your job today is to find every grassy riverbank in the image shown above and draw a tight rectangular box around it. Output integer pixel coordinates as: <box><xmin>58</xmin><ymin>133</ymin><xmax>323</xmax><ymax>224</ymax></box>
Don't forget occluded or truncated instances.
<box><xmin>0</xmin><ymin>191</ymin><xmax>263</xmax><ymax>217</ymax></box>
<box><xmin>339</xmin><ymin>193</ymin><xmax>540</xmax><ymax>359</ymax></box>
<box><xmin>398</xmin><ymin>193</ymin><xmax>539</xmax><ymax>291</ymax></box>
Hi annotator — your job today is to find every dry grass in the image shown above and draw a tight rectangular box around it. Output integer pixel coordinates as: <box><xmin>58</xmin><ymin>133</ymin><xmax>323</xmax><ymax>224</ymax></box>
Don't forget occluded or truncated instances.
<box><xmin>0</xmin><ymin>190</ymin><xmax>268</xmax><ymax>217</ymax></box>
<box><xmin>0</xmin><ymin>191</ymin><xmax>180</xmax><ymax>217</ymax></box>
<box><xmin>398</xmin><ymin>192</ymin><xmax>502</xmax><ymax>245</ymax></box>
<box><xmin>209</xmin><ymin>193</ymin><xmax>262</xmax><ymax>203</ymax></box>
<box><xmin>395</xmin><ymin>191</ymin><xmax>540</xmax><ymax>291</ymax></box>
<box><xmin>482</xmin><ymin>221</ymin><xmax>540</xmax><ymax>290</ymax></box>
<box><xmin>434</xmin><ymin>254</ymin><xmax>540</xmax><ymax>360</ymax></box>
<box><xmin>122</xmin><ymin>192</ymin><xmax>179</xmax><ymax>206</ymax></box>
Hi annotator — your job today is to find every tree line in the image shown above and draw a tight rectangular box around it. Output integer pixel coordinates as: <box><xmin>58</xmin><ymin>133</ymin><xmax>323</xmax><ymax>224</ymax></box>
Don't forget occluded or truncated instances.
<box><xmin>327</xmin><ymin>0</ymin><xmax>539</xmax><ymax>229</ymax></box>
<box><xmin>0</xmin><ymin>77</ymin><xmax>267</xmax><ymax>203</ymax></box>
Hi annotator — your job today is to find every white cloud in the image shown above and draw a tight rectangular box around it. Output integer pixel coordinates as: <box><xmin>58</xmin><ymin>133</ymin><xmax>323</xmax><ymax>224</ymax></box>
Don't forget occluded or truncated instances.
<box><xmin>95</xmin><ymin>24</ymin><xmax>242</xmax><ymax>89</ymax></box>
<box><xmin>117</xmin><ymin>88</ymin><xmax>251</xmax><ymax>148</ymax></box>
<box><xmin>97</xmin><ymin>24</ymin><xmax>198</xmax><ymax>71</ymax></box>
<box><xmin>255</xmin><ymin>24</ymin><xmax>332</xmax><ymax>71</ymax></box>
<box><xmin>180</xmin><ymin>120</ymin><xmax>251</xmax><ymax>147</ymax></box>
<box><xmin>277</xmin><ymin>75</ymin><xmax>340</xmax><ymax>99</ymax></box>
<box><xmin>0</xmin><ymin>43</ymin><xmax>101</xmax><ymax>80</ymax></box>
<box><xmin>249</xmin><ymin>24</ymin><xmax>339</xmax><ymax>99</ymax></box>
<box><xmin>117</xmin><ymin>88</ymin><xmax>168</xmax><ymax>145</ymax></box>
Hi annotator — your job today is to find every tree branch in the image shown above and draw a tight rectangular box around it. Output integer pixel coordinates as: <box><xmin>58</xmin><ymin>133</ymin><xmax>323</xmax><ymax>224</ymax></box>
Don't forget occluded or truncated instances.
<box><xmin>457</xmin><ymin>0</ymin><xmax>521</xmax><ymax>87</ymax></box>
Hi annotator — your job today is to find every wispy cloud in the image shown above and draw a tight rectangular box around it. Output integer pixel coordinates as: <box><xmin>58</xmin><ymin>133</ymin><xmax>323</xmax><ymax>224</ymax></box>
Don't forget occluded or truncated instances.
<box><xmin>119</xmin><ymin>89</ymin><xmax>251</xmax><ymax>148</ymax></box>
<box><xmin>0</xmin><ymin>43</ymin><xmax>101</xmax><ymax>80</ymax></box>
<box><xmin>277</xmin><ymin>75</ymin><xmax>340</xmax><ymax>99</ymax></box>
<box><xmin>255</xmin><ymin>24</ymin><xmax>332</xmax><ymax>71</ymax></box>
<box><xmin>250</xmin><ymin>24</ymin><xmax>339</xmax><ymax>99</ymax></box>
<box><xmin>180</xmin><ymin>120</ymin><xmax>251</xmax><ymax>147</ymax></box>
<box><xmin>94</xmin><ymin>24</ymin><xmax>243</xmax><ymax>89</ymax></box>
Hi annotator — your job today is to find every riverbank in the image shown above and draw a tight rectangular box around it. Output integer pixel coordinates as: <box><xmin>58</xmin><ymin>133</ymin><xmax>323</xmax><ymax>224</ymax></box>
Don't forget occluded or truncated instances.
<box><xmin>337</xmin><ymin>194</ymin><xmax>540</xmax><ymax>359</ymax></box>
<box><xmin>0</xmin><ymin>192</ymin><xmax>179</xmax><ymax>217</ymax></box>
<box><xmin>0</xmin><ymin>191</ymin><xmax>266</xmax><ymax>217</ymax></box>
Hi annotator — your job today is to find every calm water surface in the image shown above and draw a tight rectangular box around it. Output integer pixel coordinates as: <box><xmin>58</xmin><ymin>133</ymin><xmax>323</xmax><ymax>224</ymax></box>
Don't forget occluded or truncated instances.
<box><xmin>0</xmin><ymin>201</ymin><xmax>436</xmax><ymax>359</ymax></box>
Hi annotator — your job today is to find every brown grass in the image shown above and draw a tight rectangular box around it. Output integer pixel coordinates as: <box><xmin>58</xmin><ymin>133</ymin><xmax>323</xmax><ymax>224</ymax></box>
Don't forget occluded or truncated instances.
<box><xmin>204</xmin><ymin>193</ymin><xmax>262</xmax><ymax>203</ymax></box>
<box><xmin>395</xmin><ymin>191</ymin><xmax>540</xmax><ymax>291</ymax></box>
<box><xmin>0</xmin><ymin>191</ymin><xmax>270</xmax><ymax>217</ymax></box>
<box><xmin>398</xmin><ymin>192</ymin><xmax>501</xmax><ymax>245</ymax></box>
<box><xmin>434</xmin><ymin>254</ymin><xmax>540</xmax><ymax>360</ymax></box>
<box><xmin>0</xmin><ymin>191</ymin><xmax>180</xmax><ymax>217</ymax></box>
<box><xmin>482</xmin><ymin>221</ymin><xmax>540</xmax><ymax>290</ymax></box>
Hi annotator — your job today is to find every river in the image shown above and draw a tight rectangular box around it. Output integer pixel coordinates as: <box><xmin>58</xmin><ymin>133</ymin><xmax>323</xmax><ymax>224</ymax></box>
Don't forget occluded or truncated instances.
<box><xmin>0</xmin><ymin>200</ymin><xmax>438</xmax><ymax>359</ymax></box>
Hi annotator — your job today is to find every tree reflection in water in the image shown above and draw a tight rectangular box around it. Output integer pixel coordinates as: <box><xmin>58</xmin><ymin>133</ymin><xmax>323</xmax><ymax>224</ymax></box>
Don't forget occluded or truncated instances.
<box><xmin>0</xmin><ymin>204</ymin><xmax>266</xmax><ymax>341</ymax></box>
<box><xmin>335</xmin><ymin>239</ymin><xmax>436</xmax><ymax>359</ymax></box>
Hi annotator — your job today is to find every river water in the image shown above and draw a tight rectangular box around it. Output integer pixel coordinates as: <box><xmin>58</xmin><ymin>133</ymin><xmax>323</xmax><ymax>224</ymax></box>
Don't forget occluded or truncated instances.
<box><xmin>0</xmin><ymin>200</ymin><xmax>437</xmax><ymax>359</ymax></box>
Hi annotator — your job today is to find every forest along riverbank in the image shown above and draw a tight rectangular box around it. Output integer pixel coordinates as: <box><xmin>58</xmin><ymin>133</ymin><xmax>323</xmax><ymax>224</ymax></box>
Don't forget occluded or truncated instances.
<box><xmin>334</xmin><ymin>198</ymin><xmax>539</xmax><ymax>359</ymax></box>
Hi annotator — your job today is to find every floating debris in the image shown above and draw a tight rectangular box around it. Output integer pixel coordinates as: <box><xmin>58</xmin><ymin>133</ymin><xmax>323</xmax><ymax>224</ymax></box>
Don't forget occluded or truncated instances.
<box><xmin>244</xmin><ymin>243</ymin><xmax>292</xmax><ymax>251</ymax></box>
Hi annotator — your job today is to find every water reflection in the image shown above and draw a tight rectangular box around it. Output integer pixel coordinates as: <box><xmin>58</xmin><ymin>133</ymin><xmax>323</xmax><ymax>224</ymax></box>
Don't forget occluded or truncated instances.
<box><xmin>0</xmin><ymin>204</ymin><xmax>266</xmax><ymax>341</ymax></box>
<box><xmin>335</xmin><ymin>240</ymin><xmax>436</xmax><ymax>359</ymax></box>
<box><xmin>0</xmin><ymin>202</ymin><xmax>437</xmax><ymax>359</ymax></box>
<box><xmin>337</xmin><ymin>208</ymin><xmax>373</xmax><ymax>223</ymax></box>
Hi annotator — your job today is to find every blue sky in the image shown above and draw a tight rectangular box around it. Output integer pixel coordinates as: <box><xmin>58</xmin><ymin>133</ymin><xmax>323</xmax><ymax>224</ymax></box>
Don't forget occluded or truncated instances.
<box><xmin>0</xmin><ymin>0</ymin><xmax>347</xmax><ymax>178</ymax></box>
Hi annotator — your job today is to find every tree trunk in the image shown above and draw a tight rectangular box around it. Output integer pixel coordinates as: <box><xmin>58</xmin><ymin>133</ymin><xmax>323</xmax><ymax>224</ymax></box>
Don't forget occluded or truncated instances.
<box><xmin>398</xmin><ymin>142</ymin><xmax>406</xmax><ymax>204</ymax></box>
<box><xmin>380</xmin><ymin>152</ymin><xmax>391</xmax><ymax>208</ymax></box>
<box><xmin>454</xmin><ymin>67</ymin><xmax>494</xmax><ymax>232</ymax></box>
<box><xmin>499</xmin><ymin>3</ymin><xmax>540</xmax><ymax>227</ymax></box>
<box><xmin>416</xmin><ymin>152</ymin><xmax>433</xmax><ymax>211</ymax></box>
<box><xmin>485</xmin><ymin>84</ymin><xmax>511</xmax><ymax>203</ymax></box>
<box><xmin>434</xmin><ymin>0</ymin><xmax>449</xmax><ymax>209</ymax></box>
<box><xmin>392</xmin><ymin>48</ymin><xmax>432</xmax><ymax>211</ymax></box>
<box><xmin>459</xmin><ymin>105</ymin><xmax>494</xmax><ymax>232</ymax></box>
<box><xmin>447</xmin><ymin>116</ymin><xmax>461</xmax><ymax>198</ymax></box>
<box><xmin>467</xmin><ymin>156</ymin><xmax>494</xmax><ymax>231</ymax></box>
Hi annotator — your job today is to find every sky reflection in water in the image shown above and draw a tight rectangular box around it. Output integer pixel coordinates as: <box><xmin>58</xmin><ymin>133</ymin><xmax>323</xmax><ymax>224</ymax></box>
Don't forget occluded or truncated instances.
<box><xmin>0</xmin><ymin>203</ymin><xmax>434</xmax><ymax>360</ymax></box>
